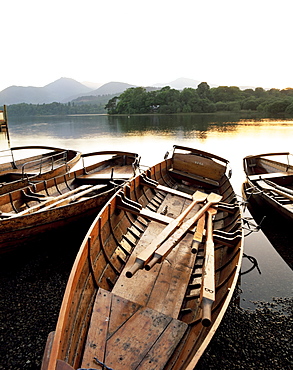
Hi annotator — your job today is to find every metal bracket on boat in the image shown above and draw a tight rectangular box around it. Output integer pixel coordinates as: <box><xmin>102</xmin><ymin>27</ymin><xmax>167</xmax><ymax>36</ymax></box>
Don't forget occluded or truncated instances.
<box><xmin>132</xmin><ymin>155</ymin><xmax>141</xmax><ymax>173</ymax></box>
<box><xmin>21</xmin><ymin>189</ymin><xmax>45</xmax><ymax>203</ymax></box>
<box><xmin>244</xmin><ymin>185</ymin><xmax>263</xmax><ymax>198</ymax></box>
<box><xmin>213</xmin><ymin>229</ymin><xmax>242</xmax><ymax>247</ymax></box>
<box><xmin>164</xmin><ymin>150</ymin><xmax>170</xmax><ymax>160</ymax></box>
<box><xmin>217</xmin><ymin>202</ymin><xmax>239</xmax><ymax>214</ymax></box>
<box><xmin>116</xmin><ymin>192</ymin><xmax>142</xmax><ymax>214</ymax></box>
<box><xmin>25</xmin><ymin>187</ymin><xmax>49</xmax><ymax>200</ymax></box>
<box><xmin>140</xmin><ymin>173</ymin><xmax>159</xmax><ymax>188</ymax></box>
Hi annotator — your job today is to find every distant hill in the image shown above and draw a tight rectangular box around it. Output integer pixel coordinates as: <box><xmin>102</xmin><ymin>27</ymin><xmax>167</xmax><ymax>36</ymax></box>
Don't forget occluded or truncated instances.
<box><xmin>0</xmin><ymin>78</ymin><xmax>93</xmax><ymax>105</ymax></box>
<box><xmin>91</xmin><ymin>82</ymin><xmax>137</xmax><ymax>96</ymax></box>
<box><xmin>0</xmin><ymin>77</ymin><xmax>219</xmax><ymax>106</ymax></box>
<box><xmin>81</xmin><ymin>81</ymin><xmax>103</xmax><ymax>90</ymax></box>
<box><xmin>154</xmin><ymin>77</ymin><xmax>200</xmax><ymax>89</ymax></box>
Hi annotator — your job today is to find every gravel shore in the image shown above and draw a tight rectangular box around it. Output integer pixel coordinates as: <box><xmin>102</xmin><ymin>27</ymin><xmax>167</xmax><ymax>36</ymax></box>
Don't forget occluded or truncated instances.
<box><xmin>0</xmin><ymin>237</ymin><xmax>292</xmax><ymax>370</ymax></box>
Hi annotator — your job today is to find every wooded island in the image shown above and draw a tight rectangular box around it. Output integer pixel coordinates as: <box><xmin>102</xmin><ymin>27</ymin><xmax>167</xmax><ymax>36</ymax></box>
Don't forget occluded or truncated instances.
<box><xmin>105</xmin><ymin>82</ymin><xmax>293</xmax><ymax>115</ymax></box>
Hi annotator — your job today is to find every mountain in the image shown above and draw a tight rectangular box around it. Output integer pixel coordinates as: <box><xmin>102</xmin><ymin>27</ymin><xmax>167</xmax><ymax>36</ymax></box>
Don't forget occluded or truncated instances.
<box><xmin>81</xmin><ymin>81</ymin><xmax>103</xmax><ymax>90</ymax></box>
<box><xmin>91</xmin><ymin>82</ymin><xmax>137</xmax><ymax>96</ymax></box>
<box><xmin>0</xmin><ymin>77</ymin><xmax>219</xmax><ymax>106</ymax></box>
<box><xmin>0</xmin><ymin>78</ymin><xmax>93</xmax><ymax>105</ymax></box>
<box><xmin>154</xmin><ymin>77</ymin><xmax>201</xmax><ymax>90</ymax></box>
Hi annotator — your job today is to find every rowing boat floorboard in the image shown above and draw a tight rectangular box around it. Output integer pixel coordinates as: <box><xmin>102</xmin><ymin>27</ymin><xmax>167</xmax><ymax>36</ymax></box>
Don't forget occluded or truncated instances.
<box><xmin>81</xmin><ymin>193</ymin><xmax>197</xmax><ymax>369</ymax></box>
<box><xmin>81</xmin><ymin>288</ymin><xmax>188</xmax><ymax>370</ymax></box>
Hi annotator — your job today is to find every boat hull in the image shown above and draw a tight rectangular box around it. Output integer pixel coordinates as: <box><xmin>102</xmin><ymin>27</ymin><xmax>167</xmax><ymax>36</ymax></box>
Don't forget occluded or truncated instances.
<box><xmin>42</xmin><ymin>146</ymin><xmax>243</xmax><ymax>370</ymax></box>
<box><xmin>0</xmin><ymin>151</ymin><xmax>140</xmax><ymax>253</ymax></box>
<box><xmin>0</xmin><ymin>146</ymin><xmax>81</xmax><ymax>195</ymax></box>
<box><xmin>243</xmin><ymin>152</ymin><xmax>293</xmax><ymax>222</ymax></box>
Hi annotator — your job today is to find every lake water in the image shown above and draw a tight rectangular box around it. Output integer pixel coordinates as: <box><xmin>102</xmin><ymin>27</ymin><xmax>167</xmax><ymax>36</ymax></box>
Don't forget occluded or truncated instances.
<box><xmin>2</xmin><ymin>113</ymin><xmax>292</xmax><ymax>310</ymax></box>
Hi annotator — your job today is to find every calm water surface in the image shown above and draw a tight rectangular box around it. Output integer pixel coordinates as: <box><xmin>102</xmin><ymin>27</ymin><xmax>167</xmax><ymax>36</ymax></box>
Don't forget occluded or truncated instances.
<box><xmin>2</xmin><ymin>113</ymin><xmax>292</xmax><ymax>309</ymax></box>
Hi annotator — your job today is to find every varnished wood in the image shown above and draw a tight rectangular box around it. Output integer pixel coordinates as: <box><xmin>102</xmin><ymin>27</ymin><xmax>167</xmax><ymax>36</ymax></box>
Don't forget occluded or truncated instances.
<box><xmin>191</xmin><ymin>214</ymin><xmax>205</xmax><ymax>253</ymax></box>
<box><xmin>0</xmin><ymin>145</ymin><xmax>81</xmax><ymax>195</ymax></box>
<box><xmin>0</xmin><ymin>151</ymin><xmax>140</xmax><ymax>253</ymax></box>
<box><xmin>145</xmin><ymin>193</ymin><xmax>222</xmax><ymax>270</ymax></box>
<box><xmin>200</xmin><ymin>207</ymin><xmax>217</xmax><ymax>327</ymax></box>
<box><xmin>243</xmin><ymin>151</ymin><xmax>293</xmax><ymax>221</ymax></box>
<box><xmin>42</xmin><ymin>146</ymin><xmax>243</xmax><ymax>370</ymax></box>
<box><xmin>257</xmin><ymin>179</ymin><xmax>293</xmax><ymax>201</ymax></box>
<box><xmin>13</xmin><ymin>185</ymin><xmax>91</xmax><ymax>216</ymax></box>
<box><xmin>126</xmin><ymin>191</ymin><xmax>207</xmax><ymax>277</ymax></box>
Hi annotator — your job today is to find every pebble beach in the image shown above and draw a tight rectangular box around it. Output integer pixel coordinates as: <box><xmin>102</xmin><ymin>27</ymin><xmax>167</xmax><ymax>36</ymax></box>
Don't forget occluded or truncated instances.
<box><xmin>0</xmin><ymin>237</ymin><xmax>292</xmax><ymax>370</ymax></box>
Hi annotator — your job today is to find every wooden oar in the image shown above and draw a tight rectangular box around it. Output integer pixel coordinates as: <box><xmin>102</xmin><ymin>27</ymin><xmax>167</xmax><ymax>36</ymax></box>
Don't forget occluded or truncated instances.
<box><xmin>35</xmin><ymin>184</ymin><xmax>105</xmax><ymax>212</ymax></box>
<box><xmin>191</xmin><ymin>213</ymin><xmax>206</xmax><ymax>254</ymax></box>
<box><xmin>201</xmin><ymin>207</ymin><xmax>217</xmax><ymax>327</ymax></box>
<box><xmin>125</xmin><ymin>190</ymin><xmax>208</xmax><ymax>278</ymax></box>
<box><xmin>262</xmin><ymin>179</ymin><xmax>293</xmax><ymax>200</ymax></box>
<box><xmin>12</xmin><ymin>185</ymin><xmax>92</xmax><ymax>217</ymax></box>
<box><xmin>265</xmin><ymin>179</ymin><xmax>293</xmax><ymax>196</ymax></box>
<box><xmin>144</xmin><ymin>193</ymin><xmax>222</xmax><ymax>271</ymax></box>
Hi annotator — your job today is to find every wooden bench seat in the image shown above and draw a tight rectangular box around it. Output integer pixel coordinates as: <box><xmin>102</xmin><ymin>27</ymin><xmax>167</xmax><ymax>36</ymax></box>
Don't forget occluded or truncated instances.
<box><xmin>169</xmin><ymin>168</ymin><xmax>220</xmax><ymax>186</ymax></box>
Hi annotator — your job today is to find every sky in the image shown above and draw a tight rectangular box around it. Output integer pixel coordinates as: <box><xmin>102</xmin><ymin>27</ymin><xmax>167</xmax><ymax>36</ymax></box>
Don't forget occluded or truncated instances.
<box><xmin>1</xmin><ymin>0</ymin><xmax>292</xmax><ymax>91</ymax></box>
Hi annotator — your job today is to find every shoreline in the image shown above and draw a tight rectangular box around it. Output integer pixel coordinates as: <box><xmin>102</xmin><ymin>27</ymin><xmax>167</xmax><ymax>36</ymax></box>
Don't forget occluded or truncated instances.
<box><xmin>0</xmin><ymin>240</ymin><xmax>292</xmax><ymax>369</ymax></box>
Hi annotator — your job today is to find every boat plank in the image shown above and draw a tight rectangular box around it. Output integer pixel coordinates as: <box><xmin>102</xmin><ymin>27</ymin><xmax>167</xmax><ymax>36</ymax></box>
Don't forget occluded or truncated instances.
<box><xmin>113</xmin><ymin>220</ymin><xmax>165</xmax><ymax>306</ymax></box>
<box><xmin>107</xmin><ymin>293</ymin><xmax>142</xmax><ymax>338</ymax></box>
<box><xmin>114</xmin><ymin>194</ymin><xmax>196</xmax><ymax>317</ymax></box>
<box><xmin>146</xmin><ymin>232</ymin><xmax>195</xmax><ymax>318</ymax></box>
<box><xmin>81</xmin><ymin>289</ymin><xmax>111</xmax><ymax>369</ymax></box>
<box><xmin>105</xmin><ymin>305</ymin><xmax>187</xmax><ymax>370</ymax></box>
<box><xmin>137</xmin><ymin>317</ymin><xmax>188</xmax><ymax>370</ymax></box>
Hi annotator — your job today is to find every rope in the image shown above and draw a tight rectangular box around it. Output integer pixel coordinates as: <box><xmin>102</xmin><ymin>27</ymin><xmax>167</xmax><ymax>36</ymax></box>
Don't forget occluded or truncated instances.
<box><xmin>77</xmin><ymin>357</ymin><xmax>115</xmax><ymax>370</ymax></box>
<box><xmin>94</xmin><ymin>357</ymin><xmax>115</xmax><ymax>370</ymax></box>
<box><xmin>240</xmin><ymin>253</ymin><xmax>261</xmax><ymax>275</ymax></box>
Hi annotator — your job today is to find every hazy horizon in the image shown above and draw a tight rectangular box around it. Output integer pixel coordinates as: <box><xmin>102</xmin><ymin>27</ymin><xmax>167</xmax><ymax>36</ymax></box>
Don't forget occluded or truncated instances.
<box><xmin>2</xmin><ymin>1</ymin><xmax>292</xmax><ymax>91</ymax></box>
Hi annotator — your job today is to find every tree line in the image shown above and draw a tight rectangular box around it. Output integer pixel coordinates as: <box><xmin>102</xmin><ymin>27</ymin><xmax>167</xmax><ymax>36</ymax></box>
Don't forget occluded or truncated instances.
<box><xmin>105</xmin><ymin>83</ymin><xmax>293</xmax><ymax>115</ymax></box>
<box><xmin>1</xmin><ymin>101</ymin><xmax>107</xmax><ymax>116</ymax></box>
<box><xmin>2</xmin><ymin>82</ymin><xmax>293</xmax><ymax>117</ymax></box>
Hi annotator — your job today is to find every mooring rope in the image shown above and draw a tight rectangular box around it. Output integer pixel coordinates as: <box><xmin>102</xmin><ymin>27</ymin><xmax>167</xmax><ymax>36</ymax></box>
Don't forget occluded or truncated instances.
<box><xmin>240</xmin><ymin>253</ymin><xmax>261</xmax><ymax>275</ymax></box>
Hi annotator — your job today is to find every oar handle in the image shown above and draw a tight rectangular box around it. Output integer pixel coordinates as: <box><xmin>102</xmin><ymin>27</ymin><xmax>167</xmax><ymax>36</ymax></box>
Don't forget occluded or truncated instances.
<box><xmin>191</xmin><ymin>240</ymin><xmax>201</xmax><ymax>254</ymax></box>
<box><xmin>201</xmin><ymin>297</ymin><xmax>213</xmax><ymax>327</ymax></box>
<box><xmin>125</xmin><ymin>260</ymin><xmax>144</xmax><ymax>278</ymax></box>
<box><xmin>145</xmin><ymin>255</ymin><xmax>160</xmax><ymax>271</ymax></box>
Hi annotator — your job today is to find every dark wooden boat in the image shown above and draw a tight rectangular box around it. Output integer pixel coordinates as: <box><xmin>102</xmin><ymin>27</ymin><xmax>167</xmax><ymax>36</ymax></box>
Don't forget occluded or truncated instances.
<box><xmin>243</xmin><ymin>152</ymin><xmax>293</xmax><ymax>221</ymax></box>
<box><xmin>42</xmin><ymin>145</ymin><xmax>243</xmax><ymax>370</ymax></box>
<box><xmin>0</xmin><ymin>145</ymin><xmax>81</xmax><ymax>195</ymax></box>
<box><xmin>0</xmin><ymin>151</ymin><xmax>140</xmax><ymax>254</ymax></box>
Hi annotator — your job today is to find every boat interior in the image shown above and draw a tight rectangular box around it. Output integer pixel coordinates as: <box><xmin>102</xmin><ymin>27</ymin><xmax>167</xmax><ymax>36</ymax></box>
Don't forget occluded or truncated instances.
<box><xmin>0</xmin><ymin>152</ymin><xmax>139</xmax><ymax>218</ymax></box>
<box><xmin>44</xmin><ymin>148</ymin><xmax>243</xmax><ymax>370</ymax></box>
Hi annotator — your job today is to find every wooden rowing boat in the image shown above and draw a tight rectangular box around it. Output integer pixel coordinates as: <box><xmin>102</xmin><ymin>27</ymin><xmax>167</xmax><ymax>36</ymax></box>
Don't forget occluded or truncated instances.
<box><xmin>0</xmin><ymin>151</ymin><xmax>140</xmax><ymax>254</ymax></box>
<box><xmin>0</xmin><ymin>146</ymin><xmax>81</xmax><ymax>195</ymax></box>
<box><xmin>42</xmin><ymin>145</ymin><xmax>243</xmax><ymax>370</ymax></box>
<box><xmin>243</xmin><ymin>152</ymin><xmax>293</xmax><ymax>221</ymax></box>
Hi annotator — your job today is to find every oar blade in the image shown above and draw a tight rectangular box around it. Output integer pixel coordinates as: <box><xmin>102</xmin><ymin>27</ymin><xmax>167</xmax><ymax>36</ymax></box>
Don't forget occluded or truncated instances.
<box><xmin>192</xmin><ymin>190</ymin><xmax>208</xmax><ymax>203</ymax></box>
<box><xmin>206</xmin><ymin>192</ymin><xmax>222</xmax><ymax>205</ymax></box>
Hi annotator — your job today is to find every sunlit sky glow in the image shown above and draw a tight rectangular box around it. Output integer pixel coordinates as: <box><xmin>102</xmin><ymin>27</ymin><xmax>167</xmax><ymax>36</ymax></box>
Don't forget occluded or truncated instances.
<box><xmin>2</xmin><ymin>0</ymin><xmax>292</xmax><ymax>91</ymax></box>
